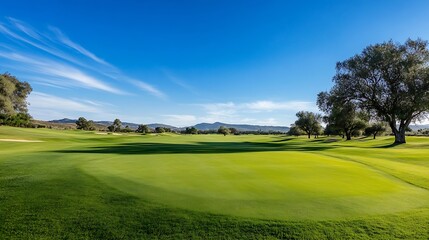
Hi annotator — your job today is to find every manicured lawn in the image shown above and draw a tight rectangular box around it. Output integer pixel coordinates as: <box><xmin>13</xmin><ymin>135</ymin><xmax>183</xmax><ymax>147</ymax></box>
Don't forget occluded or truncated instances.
<box><xmin>1</xmin><ymin>126</ymin><xmax>428</xmax><ymax>239</ymax></box>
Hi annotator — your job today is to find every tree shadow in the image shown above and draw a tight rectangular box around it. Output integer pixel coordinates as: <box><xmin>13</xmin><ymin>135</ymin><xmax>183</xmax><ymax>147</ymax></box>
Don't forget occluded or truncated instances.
<box><xmin>375</xmin><ymin>143</ymin><xmax>402</xmax><ymax>148</ymax></box>
<box><xmin>309</xmin><ymin>138</ymin><xmax>341</xmax><ymax>143</ymax></box>
<box><xmin>54</xmin><ymin>141</ymin><xmax>334</xmax><ymax>155</ymax></box>
<box><xmin>270</xmin><ymin>138</ymin><xmax>295</xmax><ymax>143</ymax></box>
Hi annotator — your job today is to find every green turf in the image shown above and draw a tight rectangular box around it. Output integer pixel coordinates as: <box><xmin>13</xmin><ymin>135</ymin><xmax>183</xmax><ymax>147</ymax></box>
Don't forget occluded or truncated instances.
<box><xmin>1</xmin><ymin>126</ymin><xmax>429</xmax><ymax>239</ymax></box>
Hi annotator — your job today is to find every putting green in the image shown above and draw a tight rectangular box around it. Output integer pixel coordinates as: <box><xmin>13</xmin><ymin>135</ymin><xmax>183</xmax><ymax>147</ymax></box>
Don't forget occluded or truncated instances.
<box><xmin>77</xmin><ymin>138</ymin><xmax>429</xmax><ymax>220</ymax></box>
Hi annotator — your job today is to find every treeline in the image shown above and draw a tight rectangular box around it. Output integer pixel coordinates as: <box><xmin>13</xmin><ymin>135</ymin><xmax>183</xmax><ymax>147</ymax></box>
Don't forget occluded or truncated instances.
<box><xmin>76</xmin><ymin>117</ymin><xmax>286</xmax><ymax>135</ymax></box>
<box><xmin>179</xmin><ymin>126</ymin><xmax>284</xmax><ymax>135</ymax></box>
<box><xmin>288</xmin><ymin>111</ymin><xmax>390</xmax><ymax>140</ymax></box>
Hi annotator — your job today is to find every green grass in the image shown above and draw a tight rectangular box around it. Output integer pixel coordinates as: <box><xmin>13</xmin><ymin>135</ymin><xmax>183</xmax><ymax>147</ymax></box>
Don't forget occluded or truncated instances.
<box><xmin>1</xmin><ymin>127</ymin><xmax>429</xmax><ymax>239</ymax></box>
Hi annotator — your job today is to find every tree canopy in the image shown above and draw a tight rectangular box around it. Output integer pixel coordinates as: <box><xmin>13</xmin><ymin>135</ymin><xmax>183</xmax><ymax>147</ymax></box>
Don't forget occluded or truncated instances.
<box><xmin>0</xmin><ymin>73</ymin><xmax>32</xmax><ymax>127</ymax></box>
<box><xmin>328</xmin><ymin>39</ymin><xmax>429</xmax><ymax>143</ymax></box>
<box><xmin>365</xmin><ymin>122</ymin><xmax>387</xmax><ymax>139</ymax></box>
<box><xmin>287</xmin><ymin>124</ymin><xmax>305</xmax><ymax>137</ymax></box>
<box><xmin>317</xmin><ymin>92</ymin><xmax>368</xmax><ymax>140</ymax></box>
<box><xmin>185</xmin><ymin>127</ymin><xmax>198</xmax><ymax>134</ymax></box>
<box><xmin>0</xmin><ymin>73</ymin><xmax>32</xmax><ymax>116</ymax></box>
<box><xmin>294</xmin><ymin>111</ymin><xmax>322</xmax><ymax>139</ymax></box>
<box><xmin>136</xmin><ymin>124</ymin><xmax>150</xmax><ymax>134</ymax></box>
<box><xmin>218</xmin><ymin>126</ymin><xmax>231</xmax><ymax>136</ymax></box>
<box><xmin>155</xmin><ymin>127</ymin><xmax>166</xmax><ymax>133</ymax></box>
<box><xmin>76</xmin><ymin>117</ymin><xmax>96</xmax><ymax>131</ymax></box>
<box><xmin>108</xmin><ymin>119</ymin><xmax>122</xmax><ymax>132</ymax></box>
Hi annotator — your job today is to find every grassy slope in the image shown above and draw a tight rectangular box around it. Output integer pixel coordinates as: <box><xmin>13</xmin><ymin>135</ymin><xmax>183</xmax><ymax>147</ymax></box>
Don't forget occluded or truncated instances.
<box><xmin>0</xmin><ymin>126</ymin><xmax>428</xmax><ymax>239</ymax></box>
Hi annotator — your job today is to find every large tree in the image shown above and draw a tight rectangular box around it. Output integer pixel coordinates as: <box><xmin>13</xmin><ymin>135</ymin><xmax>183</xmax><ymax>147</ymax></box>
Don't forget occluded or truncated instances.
<box><xmin>287</xmin><ymin>124</ymin><xmax>305</xmax><ymax>137</ymax></box>
<box><xmin>155</xmin><ymin>127</ymin><xmax>165</xmax><ymax>133</ymax></box>
<box><xmin>218</xmin><ymin>126</ymin><xmax>231</xmax><ymax>136</ymax></box>
<box><xmin>136</xmin><ymin>124</ymin><xmax>150</xmax><ymax>134</ymax></box>
<box><xmin>294</xmin><ymin>111</ymin><xmax>322</xmax><ymax>139</ymax></box>
<box><xmin>328</xmin><ymin>39</ymin><xmax>429</xmax><ymax>144</ymax></box>
<box><xmin>185</xmin><ymin>127</ymin><xmax>198</xmax><ymax>134</ymax></box>
<box><xmin>317</xmin><ymin>92</ymin><xmax>368</xmax><ymax>140</ymax></box>
<box><xmin>108</xmin><ymin>118</ymin><xmax>122</xmax><ymax>132</ymax></box>
<box><xmin>0</xmin><ymin>73</ymin><xmax>32</xmax><ymax>116</ymax></box>
<box><xmin>365</xmin><ymin>122</ymin><xmax>387</xmax><ymax>139</ymax></box>
<box><xmin>76</xmin><ymin>117</ymin><xmax>96</xmax><ymax>131</ymax></box>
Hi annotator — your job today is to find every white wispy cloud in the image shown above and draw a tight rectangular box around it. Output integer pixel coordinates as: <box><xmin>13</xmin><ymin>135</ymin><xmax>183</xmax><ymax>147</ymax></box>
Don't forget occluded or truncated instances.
<box><xmin>128</xmin><ymin>79</ymin><xmax>166</xmax><ymax>99</ymax></box>
<box><xmin>50</xmin><ymin>26</ymin><xmax>111</xmax><ymax>67</ymax></box>
<box><xmin>193</xmin><ymin>100</ymin><xmax>318</xmax><ymax>126</ymax></box>
<box><xmin>199</xmin><ymin>100</ymin><xmax>317</xmax><ymax>114</ymax></box>
<box><xmin>28</xmin><ymin>92</ymin><xmax>119</xmax><ymax>121</ymax></box>
<box><xmin>244</xmin><ymin>100</ymin><xmax>316</xmax><ymax>111</ymax></box>
<box><xmin>0</xmin><ymin>51</ymin><xmax>124</xmax><ymax>94</ymax></box>
<box><xmin>0</xmin><ymin>17</ymin><xmax>165</xmax><ymax>98</ymax></box>
<box><xmin>0</xmin><ymin>22</ymin><xmax>82</xmax><ymax>66</ymax></box>
<box><xmin>29</xmin><ymin>92</ymin><xmax>101</xmax><ymax>113</ymax></box>
<box><xmin>8</xmin><ymin>17</ymin><xmax>44</xmax><ymax>41</ymax></box>
<box><xmin>199</xmin><ymin>102</ymin><xmax>237</xmax><ymax>118</ymax></box>
<box><xmin>163</xmin><ymin>114</ymin><xmax>197</xmax><ymax>126</ymax></box>
<box><xmin>163</xmin><ymin>69</ymin><xmax>198</xmax><ymax>95</ymax></box>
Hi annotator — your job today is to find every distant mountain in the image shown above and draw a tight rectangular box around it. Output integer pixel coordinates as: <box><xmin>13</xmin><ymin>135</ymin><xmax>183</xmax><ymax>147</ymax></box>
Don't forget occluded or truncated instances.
<box><xmin>193</xmin><ymin>122</ymin><xmax>289</xmax><ymax>133</ymax></box>
<box><xmin>49</xmin><ymin>118</ymin><xmax>76</xmax><ymax>124</ymax></box>
<box><xmin>147</xmin><ymin>123</ymin><xmax>179</xmax><ymax>130</ymax></box>
<box><xmin>49</xmin><ymin>119</ymin><xmax>290</xmax><ymax>132</ymax></box>
<box><xmin>409</xmin><ymin>124</ymin><xmax>429</xmax><ymax>131</ymax></box>
<box><xmin>94</xmin><ymin>121</ymin><xmax>143</xmax><ymax>129</ymax></box>
<box><xmin>49</xmin><ymin>119</ymin><xmax>178</xmax><ymax>130</ymax></box>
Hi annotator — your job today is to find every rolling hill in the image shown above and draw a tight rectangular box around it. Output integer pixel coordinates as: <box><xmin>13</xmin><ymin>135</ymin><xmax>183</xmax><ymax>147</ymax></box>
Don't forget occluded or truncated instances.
<box><xmin>48</xmin><ymin>119</ymin><xmax>290</xmax><ymax>132</ymax></box>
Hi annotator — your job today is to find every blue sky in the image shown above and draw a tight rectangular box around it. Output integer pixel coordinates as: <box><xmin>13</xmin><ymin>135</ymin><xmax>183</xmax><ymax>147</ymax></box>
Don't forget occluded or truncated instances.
<box><xmin>1</xmin><ymin>0</ymin><xmax>429</xmax><ymax>127</ymax></box>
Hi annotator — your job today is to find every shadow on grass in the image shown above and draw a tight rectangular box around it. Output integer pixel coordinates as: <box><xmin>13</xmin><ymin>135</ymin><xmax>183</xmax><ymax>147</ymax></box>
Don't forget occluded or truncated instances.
<box><xmin>375</xmin><ymin>142</ymin><xmax>402</xmax><ymax>148</ymax></box>
<box><xmin>270</xmin><ymin>138</ymin><xmax>295</xmax><ymax>143</ymax></box>
<box><xmin>310</xmin><ymin>138</ymin><xmax>341</xmax><ymax>143</ymax></box>
<box><xmin>54</xmin><ymin>141</ymin><xmax>334</xmax><ymax>155</ymax></box>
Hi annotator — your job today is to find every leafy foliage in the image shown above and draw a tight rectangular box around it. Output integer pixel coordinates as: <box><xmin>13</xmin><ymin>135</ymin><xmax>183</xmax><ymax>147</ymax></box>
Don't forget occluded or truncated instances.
<box><xmin>287</xmin><ymin>124</ymin><xmax>305</xmax><ymax>136</ymax></box>
<box><xmin>365</xmin><ymin>122</ymin><xmax>388</xmax><ymax>139</ymax></box>
<box><xmin>218</xmin><ymin>126</ymin><xmax>231</xmax><ymax>136</ymax></box>
<box><xmin>0</xmin><ymin>73</ymin><xmax>32</xmax><ymax>128</ymax></box>
<box><xmin>328</xmin><ymin>39</ymin><xmax>429</xmax><ymax>143</ymax></box>
<box><xmin>184</xmin><ymin>127</ymin><xmax>198</xmax><ymax>134</ymax></box>
<box><xmin>136</xmin><ymin>124</ymin><xmax>150</xmax><ymax>134</ymax></box>
<box><xmin>229</xmin><ymin>127</ymin><xmax>239</xmax><ymax>135</ymax></box>
<box><xmin>0</xmin><ymin>73</ymin><xmax>32</xmax><ymax>116</ymax></box>
<box><xmin>155</xmin><ymin>127</ymin><xmax>166</xmax><ymax>133</ymax></box>
<box><xmin>108</xmin><ymin>119</ymin><xmax>122</xmax><ymax>132</ymax></box>
<box><xmin>317</xmin><ymin>92</ymin><xmax>368</xmax><ymax>140</ymax></box>
<box><xmin>0</xmin><ymin>113</ymin><xmax>32</xmax><ymax>127</ymax></box>
<box><xmin>75</xmin><ymin>117</ymin><xmax>96</xmax><ymax>131</ymax></box>
<box><xmin>294</xmin><ymin>111</ymin><xmax>322</xmax><ymax>138</ymax></box>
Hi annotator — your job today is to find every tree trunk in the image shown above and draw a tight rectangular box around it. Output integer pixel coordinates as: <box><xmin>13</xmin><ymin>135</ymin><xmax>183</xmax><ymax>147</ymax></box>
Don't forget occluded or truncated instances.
<box><xmin>346</xmin><ymin>133</ymin><xmax>351</xmax><ymax>140</ymax></box>
<box><xmin>389</xmin><ymin>121</ymin><xmax>406</xmax><ymax>144</ymax></box>
<box><xmin>373</xmin><ymin>133</ymin><xmax>376</xmax><ymax>139</ymax></box>
<box><xmin>394</xmin><ymin>128</ymin><xmax>406</xmax><ymax>144</ymax></box>
<box><xmin>307</xmin><ymin>133</ymin><xmax>311</xmax><ymax>139</ymax></box>
<box><xmin>344</xmin><ymin>129</ymin><xmax>351</xmax><ymax>140</ymax></box>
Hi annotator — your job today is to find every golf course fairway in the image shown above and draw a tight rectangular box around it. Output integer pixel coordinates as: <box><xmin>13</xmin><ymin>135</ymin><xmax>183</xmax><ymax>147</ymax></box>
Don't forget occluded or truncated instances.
<box><xmin>1</xmin><ymin>126</ymin><xmax>429</xmax><ymax>239</ymax></box>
